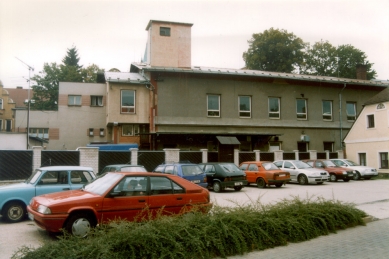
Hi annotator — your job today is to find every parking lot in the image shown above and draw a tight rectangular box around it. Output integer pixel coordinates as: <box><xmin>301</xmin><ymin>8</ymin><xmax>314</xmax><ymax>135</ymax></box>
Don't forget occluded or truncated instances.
<box><xmin>1</xmin><ymin>179</ymin><xmax>389</xmax><ymax>259</ymax></box>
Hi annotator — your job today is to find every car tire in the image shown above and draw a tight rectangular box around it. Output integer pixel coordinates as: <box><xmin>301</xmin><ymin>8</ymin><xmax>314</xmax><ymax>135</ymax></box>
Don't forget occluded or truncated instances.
<box><xmin>353</xmin><ymin>171</ymin><xmax>361</xmax><ymax>181</ymax></box>
<box><xmin>213</xmin><ymin>182</ymin><xmax>222</xmax><ymax>193</ymax></box>
<box><xmin>298</xmin><ymin>174</ymin><xmax>308</xmax><ymax>185</ymax></box>
<box><xmin>65</xmin><ymin>212</ymin><xmax>96</xmax><ymax>237</ymax></box>
<box><xmin>256</xmin><ymin>178</ymin><xmax>266</xmax><ymax>188</ymax></box>
<box><xmin>233</xmin><ymin>186</ymin><xmax>243</xmax><ymax>191</ymax></box>
<box><xmin>275</xmin><ymin>183</ymin><xmax>283</xmax><ymax>188</ymax></box>
<box><xmin>330</xmin><ymin>174</ymin><xmax>337</xmax><ymax>182</ymax></box>
<box><xmin>3</xmin><ymin>201</ymin><xmax>26</xmax><ymax>223</ymax></box>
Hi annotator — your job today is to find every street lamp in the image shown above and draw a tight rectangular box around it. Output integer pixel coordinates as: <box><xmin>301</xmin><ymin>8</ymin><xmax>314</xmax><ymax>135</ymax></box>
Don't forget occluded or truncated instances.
<box><xmin>16</xmin><ymin>57</ymin><xmax>34</xmax><ymax>150</ymax></box>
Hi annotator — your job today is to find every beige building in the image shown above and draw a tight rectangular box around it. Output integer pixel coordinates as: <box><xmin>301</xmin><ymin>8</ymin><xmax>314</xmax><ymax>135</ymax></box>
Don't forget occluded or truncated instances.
<box><xmin>0</xmin><ymin>80</ymin><xmax>16</xmax><ymax>132</ymax></box>
<box><xmin>344</xmin><ymin>87</ymin><xmax>389</xmax><ymax>172</ymax></box>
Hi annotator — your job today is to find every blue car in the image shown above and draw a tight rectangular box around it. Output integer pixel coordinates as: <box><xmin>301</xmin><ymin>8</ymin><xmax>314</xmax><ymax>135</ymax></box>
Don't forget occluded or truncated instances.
<box><xmin>153</xmin><ymin>163</ymin><xmax>208</xmax><ymax>188</ymax></box>
<box><xmin>0</xmin><ymin>166</ymin><xmax>96</xmax><ymax>223</ymax></box>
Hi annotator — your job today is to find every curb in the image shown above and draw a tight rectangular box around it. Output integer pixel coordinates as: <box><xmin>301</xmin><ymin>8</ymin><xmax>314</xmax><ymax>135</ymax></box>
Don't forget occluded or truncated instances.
<box><xmin>363</xmin><ymin>215</ymin><xmax>377</xmax><ymax>224</ymax></box>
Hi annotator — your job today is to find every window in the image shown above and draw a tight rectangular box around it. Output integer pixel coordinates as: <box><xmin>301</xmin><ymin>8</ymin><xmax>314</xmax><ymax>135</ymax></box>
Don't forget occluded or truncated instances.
<box><xmin>323</xmin><ymin>142</ymin><xmax>334</xmax><ymax>152</ymax></box>
<box><xmin>0</xmin><ymin>119</ymin><xmax>2</xmax><ymax>131</ymax></box>
<box><xmin>248</xmin><ymin>164</ymin><xmax>258</xmax><ymax>171</ymax></box>
<box><xmin>0</xmin><ymin>98</ymin><xmax>3</xmax><ymax>109</ymax></box>
<box><xmin>268</xmin><ymin>97</ymin><xmax>280</xmax><ymax>119</ymax></box>
<box><xmin>377</xmin><ymin>103</ymin><xmax>385</xmax><ymax>110</ymax></box>
<box><xmin>359</xmin><ymin>153</ymin><xmax>366</xmax><ymax>166</ymax></box>
<box><xmin>29</xmin><ymin>128</ymin><xmax>49</xmax><ymax>139</ymax></box>
<box><xmin>367</xmin><ymin>114</ymin><xmax>375</xmax><ymax>128</ymax></box>
<box><xmin>68</xmin><ymin>95</ymin><xmax>81</xmax><ymax>106</ymax></box>
<box><xmin>239</xmin><ymin>96</ymin><xmax>251</xmax><ymax>118</ymax></box>
<box><xmin>100</xmin><ymin>128</ymin><xmax>105</xmax><ymax>136</ymax></box>
<box><xmin>380</xmin><ymin>152</ymin><xmax>388</xmax><ymax>169</ymax></box>
<box><xmin>322</xmin><ymin>100</ymin><xmax>333</xmax><ymax>121</ymax></box>
<box><xmin>91</xmin><ymin>96</ymin><xmax>103</xmax><ymax>107</ymax></box>
<box><xmin>6</xmin><ymin>120</ymin><xmax>12</xmax><ymax>132</ymax></box>
<box><xmin>207</xmin><ymin>95</ymin><xmax>220</xmax><ymax>117</ymax></box>
<box><xmin>89</xmin><ymin>128</ymin><xmax>94</xmax><ymax>136</ymax></box>
<box><xmin>346</xmin><ymin>102</ymin><xmax>356</xmax><ymax>121</ymax></box>
<box><xmin>296</xmin><ymin>99</ymin><xmax>307</xmax><ymax>120</ymax></box>
<box><xmin>297</xmin><ymin>142</ymin><xmax>308</xmax><ymax>152</ymax></box>
<box><xmin>160</xmin><ymin>27</ymin><xmax>171</xmax><ymax>36</ymax></box>
<box><xmin>121</xmin><ymin>90</ymin><xmax>135</xmax><ymax>113</ymax></box>
<box><xmin>122</xmin><ymin>124</ymin><xmax>139</xmax><ymax>136</ymax></box>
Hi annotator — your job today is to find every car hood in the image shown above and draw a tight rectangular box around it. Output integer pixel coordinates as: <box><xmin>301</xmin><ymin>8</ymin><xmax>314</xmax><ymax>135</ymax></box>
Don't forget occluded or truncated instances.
<box><xmin>0</xmin><ymin>182</ymin><xmax>32</xmax><ymax>191</ymax></box>
<box><xmin>34</xmin><ymin>189</ymin><xmax>100</xmax><ymax>206</ymax></box>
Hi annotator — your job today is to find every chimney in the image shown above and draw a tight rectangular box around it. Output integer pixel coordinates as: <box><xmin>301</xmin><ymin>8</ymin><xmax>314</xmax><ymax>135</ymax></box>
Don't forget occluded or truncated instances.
<box><xmin>356</xmin><ymin>64</ymin><xmax>367</xmax><ymax>80</ymax></box>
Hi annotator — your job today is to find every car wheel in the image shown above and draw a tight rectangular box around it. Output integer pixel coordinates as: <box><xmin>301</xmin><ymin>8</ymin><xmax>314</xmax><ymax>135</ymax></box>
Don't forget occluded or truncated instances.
<box><xmin>3</xmin><ymin>201</ymin><xmax>26</xmax><ymax>223</ymax></box>
<box><xmin>213</xmin><ymin>182</ymin><xmax>222</xmax><ymax>193</ymax></box>
<box><xmin>330</xmin><ymin>174</ymin><xmax>337</xmax><ymax>182</ymax></box>
<box><xmin>298</xmin><ymin>175</ymin><xmax>308</xmax><ymax>185</ymax></box>
<box><xmin>353</xmin><ymin>172</ymin><xmax>361</xmax><ymax>181</ymax></box>
<box><xmin>256</xmin><ymin>178</ymin><xmax>266</xmax><ymax>188</ymax></box>
<box><xmin>234</xmin><ymin>186</ymin><xmax>243</xmax><ymax>191</ymax></box>
<box><xmin>65</xmin><ymin>212</ymin><xmax>96</xmax><ymax>237</ymax></box>
<box><xmin>344</xmin><ymin>179</ymin><xmax>350</xmax><ymax>182</ymax></box>
<box><xmin>275</xmin><ymin>183</ymin><xmax>283</xmax><ymax>188</ymax></box>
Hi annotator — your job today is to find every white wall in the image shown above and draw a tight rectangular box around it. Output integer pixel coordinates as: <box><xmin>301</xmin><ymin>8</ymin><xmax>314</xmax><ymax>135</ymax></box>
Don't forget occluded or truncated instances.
<box><xmin>0</xmin><ymin>133</ymin><xmax>27</xmax><ymax>150</ymax></box>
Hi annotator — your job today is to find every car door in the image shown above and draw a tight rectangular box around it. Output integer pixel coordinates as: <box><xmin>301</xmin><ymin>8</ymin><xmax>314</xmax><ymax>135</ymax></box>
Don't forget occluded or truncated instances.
<box><xmin>101</xmin><ymin>176</ymin><xmax>149</xmax><ymax>222</ymax></box>
<box><xmin>246</xmin><ymin>163</ymin><xmax>259</xmax><ymax>183</ymax></box>
<box><xmin>35</xmin><ymin>170</ymin><xmax>72</xmax><ymax>196</ymax></box>
<box><xmin>284</xmin><ymin>162</ymin><xmax>298</xmax><ymax>181</ymax></box>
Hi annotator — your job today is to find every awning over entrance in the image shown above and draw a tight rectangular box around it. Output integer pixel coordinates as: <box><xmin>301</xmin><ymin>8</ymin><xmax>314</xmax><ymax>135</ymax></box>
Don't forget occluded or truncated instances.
<box><xmin>216</xmin><ymin>136</ymin><xmax>240</xmax><ymax>145</ymax></box>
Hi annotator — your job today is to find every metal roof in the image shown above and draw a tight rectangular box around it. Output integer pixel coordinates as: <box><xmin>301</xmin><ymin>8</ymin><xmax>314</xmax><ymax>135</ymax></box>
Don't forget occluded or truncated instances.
<box><xmin>131</xmin><ymin>62</ymin><xmax>389</xmax><ymax>87</ymax></box>
<box><xmin>104</xmin><ymin>72</ymin><xmax>148</xmax><ymax>84</ymax></box>
<box><xmin>216</xmin><ymin>136</ymin><xmax>240</xmax><ymax>145</ymax></box>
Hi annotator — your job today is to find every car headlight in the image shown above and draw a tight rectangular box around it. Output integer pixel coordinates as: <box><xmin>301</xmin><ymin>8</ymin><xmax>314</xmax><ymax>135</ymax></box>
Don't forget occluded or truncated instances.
<box><xmin>37</xmin><ymin>205</ymin><xmax>52</xmax><ymax>215</ymax></box>
<box><xmin>342</xmin><ymin>171</ymin><xmax>347</xmax><ymax>174</ymax></box>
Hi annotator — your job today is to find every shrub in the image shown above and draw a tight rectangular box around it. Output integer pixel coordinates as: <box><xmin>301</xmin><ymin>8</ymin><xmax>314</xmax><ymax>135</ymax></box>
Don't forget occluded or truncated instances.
<box><xmin>13</xmin><ymin>197</ymin><xmax>367</xmax><ymax>259</ymax></box>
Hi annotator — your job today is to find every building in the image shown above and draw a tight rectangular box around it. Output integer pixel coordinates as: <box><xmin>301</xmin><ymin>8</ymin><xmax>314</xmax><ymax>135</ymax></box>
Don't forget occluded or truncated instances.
<box><xmin>344</xmin><ymin>87</ymin><xmax>389</xmax><ymax>172</ymax></box>
<box><xmin>0</xmin><ymin>80</ymin><xmax>16</xmax><ymax>132</ymax></box>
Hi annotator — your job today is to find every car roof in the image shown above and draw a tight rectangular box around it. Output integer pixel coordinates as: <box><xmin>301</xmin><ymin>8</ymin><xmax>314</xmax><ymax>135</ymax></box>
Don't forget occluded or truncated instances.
<box><xmin>38</xmin><ymin>166</ymin><xmax>93</xmax><ymax>171</ymax></box>
<box><xmin>241</xmin><ymin>161</ymin><xmax>271</xmax><ymax>163</ymax></box>
<box><xmin>105</xmin><ymin>164</ymin><xmax>145</xmax><ymax>168</ymax></box>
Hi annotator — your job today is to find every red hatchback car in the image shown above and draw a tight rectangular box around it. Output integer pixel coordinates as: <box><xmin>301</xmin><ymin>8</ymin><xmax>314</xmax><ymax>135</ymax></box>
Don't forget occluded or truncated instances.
<box><xmin>239</xmin><ymin>161</ymin><xmax>291</xmax><ymax>188</ymax></box>
<box><xmin>304</xmin><ymin>160</ymin><xmax>354</xmax><ymax>182</ymax></box>
<box><xmin>27</xmin><ymin>172</ymin><xmax>212</xmax><ymax>237</ymax></box>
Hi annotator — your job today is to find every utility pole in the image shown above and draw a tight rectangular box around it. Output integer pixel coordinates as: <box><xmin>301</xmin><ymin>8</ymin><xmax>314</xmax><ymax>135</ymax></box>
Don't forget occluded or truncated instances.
<box><xmin>15</xmin><ymin>57</ymin><xmax>34</xmax><ymax>150</ymax></box>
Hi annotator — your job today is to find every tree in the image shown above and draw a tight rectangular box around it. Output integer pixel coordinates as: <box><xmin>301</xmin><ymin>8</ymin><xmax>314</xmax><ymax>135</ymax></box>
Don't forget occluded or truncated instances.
<box><xmin>30</xmin><ymin>63</ymin><xmax>61</xmax><ymax>110</ymax></box>
<box><xmin>301</xmin><ymin>40</ymin><xmax>338</xmax><ymax>76</ymax></box>
<box><xmin>336</xmin><ymin>44</ymin><xmax>376</xmax><ymax>80</ymax></box>
<box><xmin>62</xmin><ymin>46</ymin><xmax>82</xmax><ymax>70</ymax></box>
<box><xmin>60</xmin><ymin>46</ymin><xmax>83</xmax><ymax>82</ymax></box>
<box><xmin>81</xmin><ymin>64</ymin><xmax>105</xmax><ymax>83</ymax></box>
<box><xmin>243</xmin><ymin>28</ymin><xmax>307</xmax><ymax>73</ymax></box>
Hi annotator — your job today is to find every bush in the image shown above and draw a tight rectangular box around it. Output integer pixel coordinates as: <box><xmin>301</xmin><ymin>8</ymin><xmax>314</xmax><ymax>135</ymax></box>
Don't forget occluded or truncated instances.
<box><xmin>13</xmin><ymin>197</ymin><xmax>367</xmax><ymax>259</ymax></box>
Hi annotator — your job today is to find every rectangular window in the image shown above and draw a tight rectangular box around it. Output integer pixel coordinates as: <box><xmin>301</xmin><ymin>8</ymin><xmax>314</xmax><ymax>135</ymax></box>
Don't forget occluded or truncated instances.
<box><xmin>29</xmin><ymin>128</ymin><xmax>49</xmax><ymax>139</ymax></box>
<box><xmin>296</xmin><ymin>99</ymin><xmax>307</xmax><ymax>120</ymax></box>
<box><xmin>359</xmin><ymin>153</ymin><xmax>366</xmax><ymax>166</ymax></box>
<box><xmin>68</xmin><ymin>95</ymin><xmax>81</xmax><ymax>106</ymax></box>
<box><xmin>207</xmin><ymin>95</ymin><xmax>220</xmax><ymax>117</ymax></box>
<box><xmin>322</xmin><ymin>100</ymin><xmax>333</xmax><ymax>121</ymax></box>
<box><xmin>6</xmin><ymin>120</ymin><xmax>12</xmax><ymax>132</ymax></box>
<box><xmin>0</xmin><ymin>98</ymin><xmax>3</xmax><ymax>109</ymax></box>
<box><xmin>346</xmin><ymin>102</ymin><xmax>356</xmax><ymax>121</ymax></box>
<box><xmin>160</xmin><ymin>27</ymin><xmax>171</xmax><ymax>36</ymax></box>
<box><xmin>0</xmin><ymin>119</ymin><xmax>2</xmax><ymax>131</ymax></box>
<box><xmin>380</xmin><ymin>152</ymin><xmax>388</xmax><ymax>169</ymax></box>
<box><xmin>91</xmin><ymin>96</ymin><xmax>103</xmax><ymax>107</ymax></box>
<box><xmin>100</xmin><ymin>128</ymin><xmax>105</xmax><ymax>136</ymax></box>
<box><xmin>122</xmin><ymin>124</ymin><xmax>139</xmax><ymax>136</ymax></box>
<box><xmin>121</xmin><ymin>90</ymin><xmax>135</xmax><ymax>114</ymax></box>
<box><xmin>367</xmin><ymin>114</ymin><xmax>375</xmax><ymax>128</ymax></box>
<box><xmin>323</xmin><ymin>142</ymin><xmax>334</xmax><ymax>152</ymax></box>
<box><xmin>268</xmin><ymin>97</ymin><xmax>280</xmax><ymax>119</ymax></box>
<box><xmin>239</xmin><ymin>96</ymin><xmax>251</xmax><ymax>118</ymax></box>
<box><xmin>88</xmin><ymin>128</ymin><xmax>94</xmax><ymax>136</ymax></box>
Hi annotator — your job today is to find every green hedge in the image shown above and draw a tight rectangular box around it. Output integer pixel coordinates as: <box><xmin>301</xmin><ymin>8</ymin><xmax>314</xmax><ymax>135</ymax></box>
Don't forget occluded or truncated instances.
<box><xmin>14</xmin><ymin>197</ymin><xmax>367</xmax><ymax>259</ymax></box>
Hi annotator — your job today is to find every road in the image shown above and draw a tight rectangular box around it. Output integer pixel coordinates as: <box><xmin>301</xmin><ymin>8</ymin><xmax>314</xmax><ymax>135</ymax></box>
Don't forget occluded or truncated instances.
<box><xmin>1</xmin><ymin>179</ymin><xmax>389</xmax><ymax>259</ymax></box>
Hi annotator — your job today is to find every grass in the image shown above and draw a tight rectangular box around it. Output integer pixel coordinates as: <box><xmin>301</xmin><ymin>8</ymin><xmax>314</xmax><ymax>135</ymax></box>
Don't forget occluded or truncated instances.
<box><xmin>13</xmin><ymin>197</ymin><xmax>367</xmax><ymax>259</ymax></box>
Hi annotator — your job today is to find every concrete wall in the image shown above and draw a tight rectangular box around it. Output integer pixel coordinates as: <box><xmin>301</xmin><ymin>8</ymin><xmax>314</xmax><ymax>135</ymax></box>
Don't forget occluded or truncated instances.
<box><xmin>0</xmin><ymin>133</ymin><xmax>27</xmax><ymax>150</ymax></box>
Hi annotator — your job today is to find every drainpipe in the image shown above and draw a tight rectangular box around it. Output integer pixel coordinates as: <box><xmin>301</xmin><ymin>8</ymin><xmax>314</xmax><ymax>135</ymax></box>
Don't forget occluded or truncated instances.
<box><xmin>339</xmin><ymin>83</ymin><xmax>347</xmax><ymax>150</ymax></box>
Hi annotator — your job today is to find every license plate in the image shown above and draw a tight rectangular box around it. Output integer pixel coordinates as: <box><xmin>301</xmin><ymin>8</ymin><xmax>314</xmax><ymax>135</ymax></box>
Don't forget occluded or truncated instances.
<box><xmin>322</xmin><ymin>177</ymin><xmax>328</xmax><ymax>180</ymax></box>
<box><xmin>234</xmin><ymin>182</ymin><xmax>243</xmax><ymax>186</ymax></box>
<box><xmin>28</xmin><ymin>212</ymin><xmax>34</xmax><ymax>221</ymax></box>
<box><xmin>192</xmin><ymin>180</ymin><xmax>200</xmax><ymax>183</ymax></box>
<box><xmin>279</xmin><ymin>174</ymin><xmax>285</xmax><ymax>177</ymax></box>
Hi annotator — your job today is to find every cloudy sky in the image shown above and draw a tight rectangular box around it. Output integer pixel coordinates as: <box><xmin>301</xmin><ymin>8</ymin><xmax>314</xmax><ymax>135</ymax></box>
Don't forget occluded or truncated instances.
<box><xmin>1</xmin><ymin>0</ymin><xmax>388</xmax><ymax>88</ymax></box>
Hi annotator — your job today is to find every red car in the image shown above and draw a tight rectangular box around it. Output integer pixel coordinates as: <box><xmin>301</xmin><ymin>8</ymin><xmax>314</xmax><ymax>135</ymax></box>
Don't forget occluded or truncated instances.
<box><xmin>239</xmin><ymin>161</ymin><xmax>291</xmax><ymax>188</ymax></box>
<box><xmin>27</xmin><ymin>172</ymin><xmax>212</xmax><ymax>237</ymax></box>
<box><xmin>304</xmin><ymin>160</ymin><xmax>354</xmax><ymax>182</ymax></box>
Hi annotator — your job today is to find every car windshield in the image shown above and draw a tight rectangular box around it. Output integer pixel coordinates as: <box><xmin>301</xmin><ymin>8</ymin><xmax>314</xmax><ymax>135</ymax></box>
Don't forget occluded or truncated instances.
<box><xmin>220</xmin><ymin>163</ymin><xmax>241</xmax><ymax>173</ymax></box>
<box><xmin>294</xmin><ymin>161</ymin><xmax>312</xmax><ymax>169</ymax></box>
<box><xmin>120</xmin><ymin>166</ymin><xmax>147</xmax><ymax>172</ymax></box>
<box><xmin>262</xmin><ymin>163</ymin><xmax>279</xmax><ymax>170</ymax></box>
<box><xmin>345</xmin><ymin>160</ymin><xmax>360</xmax><ymax>166</ymax></box>
<box><xmin>84</xmin><ymin>173</ymin><xmax>123</xmax><ymax>196</ymax></box>
<box><xmin>181</xmin><ymin>165</ymin><xmax>204</xmax><ymax>176</ymax></box>
<box><xmin>323</xmin><ymin>160</ymin><xmax>337</xmax><ymax>167</ymax></box>
<box><xmin>26</xmin><ymin>170</ymin><xmax>43</xmax><ymax>184</ymax></box>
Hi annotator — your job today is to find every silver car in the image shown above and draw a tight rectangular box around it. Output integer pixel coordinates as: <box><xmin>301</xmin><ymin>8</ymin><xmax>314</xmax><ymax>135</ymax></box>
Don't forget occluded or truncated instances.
<box><xmin>273</xmin><ymin>160</ymin><xmax>329</xmax><ymax>185</ymax></box>
<box><xmin>330</xmin><ymin>159</ymin><xmax>378</xmax><ymax>180</ymax></box>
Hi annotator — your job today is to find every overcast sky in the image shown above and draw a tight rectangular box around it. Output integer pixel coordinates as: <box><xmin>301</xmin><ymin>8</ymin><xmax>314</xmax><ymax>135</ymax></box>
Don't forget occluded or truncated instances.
<box><xmin>1</xmin><ymin>0</ymin><xmax>388</xmax><ymax>88</ymax></box>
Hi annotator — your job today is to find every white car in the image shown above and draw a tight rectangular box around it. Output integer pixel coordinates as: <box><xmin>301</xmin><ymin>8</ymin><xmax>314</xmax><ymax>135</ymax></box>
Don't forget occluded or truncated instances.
<box><xmin>273</xmin><ymin>160</ymin><xmax>329</xmax><ymax>185</ymax></box>
<box><xmin>330</xmin><ymin>159</ymin><xmax>378</xmax><ymax>180</ymax></box>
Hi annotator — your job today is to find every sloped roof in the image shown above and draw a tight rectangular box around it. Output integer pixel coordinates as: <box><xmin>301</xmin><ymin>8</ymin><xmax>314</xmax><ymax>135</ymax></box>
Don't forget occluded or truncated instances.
<box><xmin>130</xmin><ymin>62</ymin><xmax>389</xmax><ymax>88</ymax></box>
<box><xmin>4</xmin><ymin>87</ymin><xmax>33</xmax><ymax>108</ymax></box>
<box><xmin>364</xmin><ymin>87</ymin><xmax>389</xmax><ymax>105</ymax></box>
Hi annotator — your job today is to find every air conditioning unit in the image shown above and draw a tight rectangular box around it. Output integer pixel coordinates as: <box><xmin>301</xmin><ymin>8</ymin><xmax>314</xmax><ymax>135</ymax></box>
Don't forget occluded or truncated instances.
<box><xmin>300</xmin><ymin>135</ymin><xmax>310</xmax><ymax>142</ymax></box>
